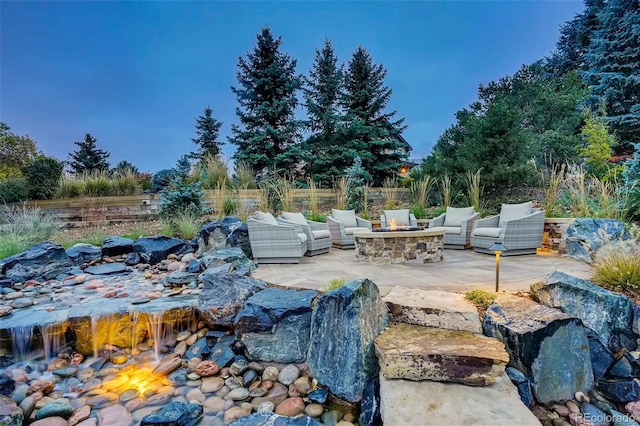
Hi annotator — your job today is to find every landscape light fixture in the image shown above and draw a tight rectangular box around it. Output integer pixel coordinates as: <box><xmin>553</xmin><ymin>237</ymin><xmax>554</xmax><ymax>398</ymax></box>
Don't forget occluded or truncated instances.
<box><xmin>489</xmin><ymin>242</ymin><xmax>508</xmax><ymax>292</ymax></box>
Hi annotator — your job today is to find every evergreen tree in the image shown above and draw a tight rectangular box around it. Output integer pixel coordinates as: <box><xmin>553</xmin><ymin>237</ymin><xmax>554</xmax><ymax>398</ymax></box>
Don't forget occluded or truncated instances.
<box><xmin>341</xmin><ymin>46</ymin><xmax>407</xmax><ymax>185</ymax></box>
<box><xmin>229</xmin><ymin>27</ymin><xmax>303</xmax><ymax>176</ymax></box>
<box><xmin>112</xmin><ymin>160</ymin><xmax>139</xmax><ymax>176</ymax></box>
<box><xmin>68</xmin><ymin>133</ymin><xmax>110</xmax><ymax>175</ymax></box>
<box><xmin>623</xmin><ymin>143</ymin><xmax>640</xmax><ymax>219</ymax></box>
<box><xmin>583</xmin><ymin>0</ymin><xmax>640</xmax><ymax>154</ymax></box>
<box><xmin>580</xmin><ymin>106</ymin><xmax>618</xmax><ymax>180</ymax></box>
<box><xmin>192</xmin><ymin>107</ymin><xmax>223</xmax><ymax>159</ymax></box>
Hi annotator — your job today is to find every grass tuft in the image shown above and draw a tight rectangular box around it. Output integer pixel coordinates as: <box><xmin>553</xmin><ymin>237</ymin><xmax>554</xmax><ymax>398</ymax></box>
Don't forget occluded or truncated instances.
<box><xmin>592</xmin><ymin>240</ymin><xmax>640</xmax><ymax>292</ymax></box>
<box><xmin>465</xmin><ymin>289</ymin><xmax>497</xmax><ymax>311</ymax></box>
<box><xmin>171</xmin><ymin>211</ymin><xmax>201</xmax><ymax>239</ymax></box>
<box><xmin>324</xmin><ymin>277</ymin><xmax>347</xmax><ymax>292</ymax></box>
<box><xmin>0</xmin><ymin>204</ymin><xmax>60</xmax><ymax>259</ymax></box>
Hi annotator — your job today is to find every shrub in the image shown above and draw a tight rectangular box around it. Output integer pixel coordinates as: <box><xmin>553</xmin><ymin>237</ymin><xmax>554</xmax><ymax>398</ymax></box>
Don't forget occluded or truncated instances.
<box><xmin>110</xmin><ymin>169</ymin><xmax>140</xmax><ymax>196</ymax></box>
<box><xmin>465</xmin><ymin>168</ymin><xmax>483</xmax><ymax>212</ymax></box>
<box><xmin>324</xmin><ymin>277</ymin><xmax>347</xmax><ymax>292</ymax></box>
<box><xmin>0</xmin><ymin>177</ymin><xmax>28</xmax><ymax>203</ymax></box>
<box><xmin>234</xmin><ymin>161</ymin><xmax>256</xmax><ymax>189</ymax></box>
<box><xmin>304</xmin><ymin>210</ymin><xmax>326</xmax><ymax>223</ymax></box>
<box><xmin>623</xmin><ymin>142</ymin><xmax>640</xmax><ymax>220</ymax></box>
<box><xmin>345</xmin><ymin>157</ymin><xmax>369</xmax><ymax>212</ymax></box>
<box><xmin>592</xmin><ymin>240</ymin><xmax>640</xmax><ymax>291</ymax></box>
<box><xmin>55</xmin><ymin>175</ymin><xmax>84</xmax><ymax>198</ymax></box>
<box><xmin>82</xmin><ymin>170</ymin><xmax>112</xmax><ymax>197</ymax></box>
<box><xmin>159</xmin><ymin>178</ymin><xmax>208</xmax><ymax>219</ymax></box>
<box><xmin>381</xmin><ymin>177</ymin><xmax>398</xmax><ymax>210</ymax></box>
<box><xmin>465</xmin><ymin>289</ymin><xmax>497</xmax><ymax>311</ymax></box>
<box><xmin>171</xmin><ymin>211</ymin><xmax>201</xmax><ymax>239</ymax></box>
<box><xmin>410</xmin><ymin>203</ymin><xmax>429</xmax><ymax>219</ymax></box>
<box><xmin>223</xmin><ymin>198</ymin><xmax>238</xmax><ymax>216</ymax></box>
<box><xmin>21</xmin><ymin>155</ymin><xmax>64</xmax><ymax>200</ymax></box>
<box><xmin>80</xmin><ymin>228</ymin><xmax>108</xmax><ymax>246</ymax></box>
<box><xmin>137</xmin><ymin>172</ymin><xmax>153</xmax><ymax>192</ymax></box>
<box><xmin>200</xmin><ymin>155</ymin><xmax>231</xmax><ymax>189</ymax></box>
<box><xmin>152</xmin><ymin>169</ymin><xmax>179</xmax><ymax>192</ymax></box>
<box><xmin>0</xmin><ymin>204</ymin><xmax>59</xmax><ymax>259</ymax></box>
<box><xmin>159</xmin><ymin>219</ymin><xmax>175</xmax><ymax>237</ymax></box>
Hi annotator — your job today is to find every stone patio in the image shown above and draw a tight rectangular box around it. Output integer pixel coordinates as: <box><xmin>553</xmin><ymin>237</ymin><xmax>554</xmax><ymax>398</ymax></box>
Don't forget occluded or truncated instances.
<box><xmin>251</xmin><ymin>248</ymin><xmax>593</xmax><ymax>296</ymax></box>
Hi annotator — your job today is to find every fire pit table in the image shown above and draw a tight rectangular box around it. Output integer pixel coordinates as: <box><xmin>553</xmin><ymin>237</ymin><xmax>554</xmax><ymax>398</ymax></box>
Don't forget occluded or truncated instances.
<box><xmin>353</xmin><ymin>227</ymin><xmax>446</xmax><ymax>264</ymax></box>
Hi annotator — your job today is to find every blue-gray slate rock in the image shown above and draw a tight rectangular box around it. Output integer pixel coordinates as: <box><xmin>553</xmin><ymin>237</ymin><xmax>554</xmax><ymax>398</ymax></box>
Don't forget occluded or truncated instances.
<box><xmin>580</xmin><ymin>403</ymin><xmax>608</xmax><ymax>426</ymax></box>
<box><xmin>101</xmin><ymin>236</ymin><xmax>134</xmax><ymax>257</ymax></box>
<box><xmin>66</xmin><ymin>243</ymin><xmax>102</xmax><ymax>265</ymax></box>
<box><xmin>84</xmin><ymin>263</ymin><xmax>128</xmax><ymax>276</ymax></box>
<box><xmin>307</xmin><ymin>278</ymin><xmax>389</xmax><ymax>403</ymax></box>
<box><xmin>597</xmin><ymin>379</ymin><xmax>640</xmax><ymax>403</ymax></box>
<box><xmin>133</xmin><ymin>236</ymin><xmax>192</xmax><ymax>265</ymax></box>
<box><xmin>234</xmin><ymin>288</ymin><xmax>318</xmax><ymax>363</ymax></box>
<box><xmin>124</xmin><ymin>252</ymin><xmax>141</xmax><ymax>266</ymax></box>
<box><xmin>566</xmin><ymin>218</ymin><xmax>631</xmax><ymax>263</ymax></box>
<box><xmin>140</xmin><ymin>401</ymin><xmax>203</xmax><ymax>426</ymax></box>
<box><xmin>633</xmin><ymin>305</ymin><xmax>640</xmax><ymax>335</ymax></box>
<box><xmin>532</xmin><ymin>272</ymin><xmax>634</xmax><ymax>344</ymax></box>
<box><xmin>187</xmin><ymin>259</ymin><xmax>201</xmax><ymax>273</ymax></box>
<box><xmin>307</xmin><ymin>388</ymin><xmax>328</xmax><ymax>404</ymax></box>
<box><xmin>608</xmin><ymin>355</ymin><xmax>640</xmax><ymax>379</ymax></box>
<box><xmin>0</xmin><ymin>242</ymin><xmax>73</xmax><ymax>282</ymax></box>
<box><xmin>34</xmin><ymin>399</ymin><xmax>74</xmax><ymax>419</ymax></box>
<box><xmin>0</xmin><ymin>375</ymin><xmax>15</xmax><ymax>397</ymax></box>
<box><xmin>585</xmin><ymin>330</ymin><xmax>615</xmax><ymax>380</ymax></box>
<box><xmin>209</xmin><ymin>335</ymin><xmax>236</xmax><ymax>367</ymax></box>
<box><xmin>184</xmin><ymin>337</ymin><xmax>211</xmax><ymax>360</ymax></box>
<box><xmin>359</xmin><ymin>378</ymin><xmax>381</xmax><ymax>426</ymax></box>
<box><xmin>506</xmin><ymin>367</ymin><xmax>534</xmax><ymax>407</ymax></box>
<box><xmin>198</xmin><ymin>272</ymin><xmax>266</xmax><ymax>328</ymax></box>
<box><xmin>196</xmin><ymin>216</ymin><xmax>251</xmax><ymax>258</ymax></box>
<box><xmin>483</xmin><ymin>294</ymin><xmax>593</xmax><ymax>404</ymax></box>
<box><xmin>229</xmin><ymin>413</ymin><xmax>322</xmax><ymax>426</ymax></box>
<box><xmin>200</xmin><ymin>247</ymin><xmax>255</xmax><ymax>272</ymax></box>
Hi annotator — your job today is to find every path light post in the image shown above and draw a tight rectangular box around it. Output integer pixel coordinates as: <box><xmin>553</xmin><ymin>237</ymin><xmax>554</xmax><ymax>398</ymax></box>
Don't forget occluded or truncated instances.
<box><xmin>489</xmin><ymin>242</ymin><xmax>507</xmax><ymax>292</ymax></box>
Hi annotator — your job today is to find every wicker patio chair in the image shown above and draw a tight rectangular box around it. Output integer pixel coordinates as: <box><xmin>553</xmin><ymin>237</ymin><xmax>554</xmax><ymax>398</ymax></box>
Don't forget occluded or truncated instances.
<box><xmin>429</xmin><ymin>206</ymin><xmax>480</xmax><ymax>249</ymax></box>
<box><xmin>471</xmin><ymin>201</ymin><xmax>545</xmax><ymax>256</ymax></box>
<box><xmin>326</xmin><ymin>209</ymin><xmax>372</xmax><ymax>249</ymax></box>
<box><xmin>247</xmin><ymin>211</ymin><xmax>307</xmax><ymax>263</ymax></box>
<box><xmin>277</xmin><ymin>211</ymin><xmax>332</xmax><ymax>256</ymax></box>
<box><xmin>380</xmin><ymin>209</ymin><xmax>418</xmax><ymax>229</ymax></box>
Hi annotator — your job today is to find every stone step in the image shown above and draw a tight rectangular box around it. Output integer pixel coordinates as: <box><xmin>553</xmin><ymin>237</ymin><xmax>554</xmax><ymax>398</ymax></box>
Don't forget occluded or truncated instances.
<box><xmin>382</xmin><ymin>286</ymin><xmax>481</xmax><ymax>333</ymax></box>
<box><xmin>374</xmin><ymin>323</ymin><xmax>509</xmax><ymax>386</ymax></box>
<box><xmin>379</xmin><ymin>373</ymin><xmax>540</xmax><ymax>426</ymax></box>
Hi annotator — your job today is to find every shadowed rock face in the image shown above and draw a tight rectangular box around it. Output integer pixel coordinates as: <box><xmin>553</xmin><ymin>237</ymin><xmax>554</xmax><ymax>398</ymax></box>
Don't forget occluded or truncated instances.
<box><xmin>483</xmin><ymin>294</ymin><xmax>594</xmax><ymax>404</ymax></box>
<box><xmin>132</xmin><ymin>236</ymin><xmax>192</xmax><ymax>265</ymax></box>
<box><xmin>307</xmin><ymin>278</ymin><xmax>389</xmax><ymax>403</ymax></box>
<box><xmin>565</xmin><ymin>218</ymin><xmax>631</xmax><ymax>263</ymax></box>
<box><xmin>198</xmin><ymin>273</ymin><xmax>266</xmax><ymax>328</ymax></box>
<box><xmin>196</xmin><ymin>217</ymin><xmax>251</xmax><ymax>259</ymax></box>
<box><xmin>375</xmin><ymin>323</ymin><xmax>508</xmax><ymax>386</ymax></box>
<box><xmin>532</xmin><ymin>271</ymin><xmax>634</xmax><ymax>345</ymax></box>
<box><xmin>0</xmin><ymin>242</ymin><xmax>72</xmax><ymax>283</ymax></box>
<box><xmin>65</xmin><ymin>243</ymin><xmax>102</xmax><ymax>265</ymax></box>
<box><xmin>140</xmin><ymin>402</ymin><xmax>203</xmax><ymax>425</ymax></box>
<box><xmin>101</xmin><ymin>236</ymin><xmax>134</xmax><ymax>257</ymax></box>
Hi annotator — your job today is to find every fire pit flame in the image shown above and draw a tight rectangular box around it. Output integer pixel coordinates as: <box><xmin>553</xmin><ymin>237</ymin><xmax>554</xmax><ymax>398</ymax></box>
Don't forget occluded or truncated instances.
<box><xmin>389</xmin><ymin>218</ymin><xmax>397</xmax><ymax>230</ymax></box>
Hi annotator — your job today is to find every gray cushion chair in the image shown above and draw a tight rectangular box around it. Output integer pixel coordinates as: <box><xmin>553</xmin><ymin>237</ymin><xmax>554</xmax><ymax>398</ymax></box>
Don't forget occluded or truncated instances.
<box><xmin>428</xmin><ymin>206</ymin><xmax>480</xmax><ymax>249</ymax></box>
<box><xmin>277</xmin><ymin>211</ymin><xmax>332</xmax><ymax>256</ymax></box>
<box><xmin>247</xmin><ymin>211</ymin><xmax>307</xmax><ymax>263</ymax></box>
<box><xmin>471</xmin><ymin>201</ymin><xmax>545</xmax><ymax>256</ymax></box>
<box><xmin>326</xmin><ymin>209</ymin><xmax>372</xmax><ymax>249</ymax></box>
<box><xmin>380</xmin><ymin>209</ymin><xmax>418</xmax><ymax>229</ymax></box>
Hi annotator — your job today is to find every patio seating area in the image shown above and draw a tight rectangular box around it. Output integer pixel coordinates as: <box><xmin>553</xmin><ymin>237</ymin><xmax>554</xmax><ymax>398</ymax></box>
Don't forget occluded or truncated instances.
<box><xmin>251</xmin><ymin>247</ymin><xmax>593</xmax><ymax>296</ymax></box>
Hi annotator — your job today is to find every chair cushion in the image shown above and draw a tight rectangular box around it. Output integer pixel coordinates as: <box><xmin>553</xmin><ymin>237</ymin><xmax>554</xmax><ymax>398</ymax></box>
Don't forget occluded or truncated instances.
<box><xmin>384</xmin><ymin>209</ymin><xmax>411</xmax><ymax>226</ymax></box>
<box><xmin>281</xmin><ymin>211</ymin><xmax>308</xmax><ymax>226</ymax></box>
<box><xmin>297</xmin><ymin>233</ymin><xmax>308</xmax><ymax>244</ymax></box>
<box><xmin>442</xmin><ymin>226</ymin><xmax>462</xmax><ymax>235</ymax></box>
<box><xmin>473</xmin><ymin>227</ymin><xmax>502</xmax><ymax>238</ymax></box>
<box><xmin>499</xmin><ymin>201</ymin><xmax>532</xmax><ymax>226</ymax></box>
<box><xmin>331</xmin><ymin>209</ymin><xmax>358</xmax><ymax>227</ymax></box>
<box><xmin>344</xmin><ymin>227</ymin><xmax>371</xmax><ymax>235</ymax></box>
<box><xmin>311</xmin><ymin>230</ymin><xmax>331</xmax><ymax>239</ymax></box>
<box><xmin>443</xmin><ymin>206</ymin><xmax>475</xmax><ymax>227</ymax></box>
<box><xmin>254</xmin><ymin>211</ymin><xmax>278</xmax><ymax>226</ymax></box>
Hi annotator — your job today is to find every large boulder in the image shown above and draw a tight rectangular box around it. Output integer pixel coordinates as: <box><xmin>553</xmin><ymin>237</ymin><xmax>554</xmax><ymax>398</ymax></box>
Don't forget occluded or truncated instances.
<box><xmin>198</xmin><ymin>273</ymin><xmax>266</xmax><ymax>328</ymax></box>
<box><xmin>101</xmin><ymin>236</ymin><xmax>134</xmax><ymax>257</ymax></box>
<box><xmin>532</xmin><ymin>272</ymin><xmax>634</xmax><ymax>344</ymax></box>
<box><xmin>133</xmin><ymin>236</ymin><xmax>192</xmax><ymax>265</ymax></box>
<box><xmin>235</xmin><ymin>288</ymin><xmax>318</xmax><ymax>363</ymax></box>
<box><xmin>196</xmin><ymin>216</ymin><xmax>251</xmax><ymax>258</ymax></box>
<box><xmin>375</xmin><ymin>323</ymin><xmax>508</xmax><ymax>386</ymax></box>
<box><xmin>200</xmin><ymin>247</ymin><xmax>256</xmax><ymax>272</ymax></box>
<box><xmin>140</xmin><ymin>402</ymin><xmax>203</xmax><ymax>425</ymax></box>
<box><xmin>0</xmin><ymin>242</ymin><xmax>72</xmax><ymax>282</ymax></box>
<box><xmin>307</xmin><ymin>278</ymin><xmax>389</xmax><ymax>403</ymax></box>
<box><xmin>483</xmin><ymin>294</ymin><xmax>594</xmax><ymax>404</ymax></box>
<box><xmin>566</xmin><ymin>218</ymin><xmax>631</xmax><ymax>263</ymax></box>
<box><xmin>65</xmin><ymin>243</ymin><xmax>102</xmax><ymax>265</ymax></box>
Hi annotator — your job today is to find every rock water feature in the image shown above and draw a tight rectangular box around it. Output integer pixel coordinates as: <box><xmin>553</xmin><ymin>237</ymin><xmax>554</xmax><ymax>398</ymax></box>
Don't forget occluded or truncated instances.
<box><xmin>0</xmin><ymin>218</ymin><xmax>373</xmax><ymax>425</ymax></box>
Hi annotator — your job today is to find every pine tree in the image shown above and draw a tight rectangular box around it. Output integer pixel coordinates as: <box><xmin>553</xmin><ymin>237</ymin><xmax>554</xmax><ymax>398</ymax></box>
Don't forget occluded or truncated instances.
<box><xmin>341</xmin><ymin>47</ymin><xmax>407</xmax><ymax>185</ymax></box>
<box><xmin>229</xmin><ymin>27</ymin><xmax>303</xmax><ymax>176</ymax></box>
<box><xmin>68</xmin><ymin>133</ymin><xmax>110</xmax><ymax>175</ymax></box>
<box><xmin>192</xmin><ymin>107</ymin><xmax>223</xmax><ymax>159</ymax></box>
<box><xmin>583</xmin><ymin>0</ymin><xmax>640</xmax><ymax>154</ymax></box>
<box><xmin>623</xmin><ymin>143</ymin><xmax>640</xmax><ymax>219</ymax></box>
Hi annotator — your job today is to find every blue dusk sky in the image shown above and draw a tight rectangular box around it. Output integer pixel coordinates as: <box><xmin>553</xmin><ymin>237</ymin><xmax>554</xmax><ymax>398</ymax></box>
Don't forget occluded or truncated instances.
<box><xmin>1</xmin><ymin>1</ymin><xmax>583</xmax><ymax>173</ymax></box>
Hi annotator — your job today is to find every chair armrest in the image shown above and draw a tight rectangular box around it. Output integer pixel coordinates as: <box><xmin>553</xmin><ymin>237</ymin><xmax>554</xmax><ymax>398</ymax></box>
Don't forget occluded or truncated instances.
<box><xmin>380</xmin><ymin>214</ymin><xmax>387</xmax><ymax>229</ymax></box>
<box><xmin>307</xmin><ymin>220</ymin><xmax>329</xmax><ymax>231</ymax></box>
<box><xmin>275</xmin><ymin>218</ymin><xmax>305</xmax><ymax>234</ymax></box>
<box><xmin>356</xmin><ymin>216</ymin><xmax>372</xmax><ymax>229</ymax></box>
<box><xmin>409</xmin><ymin>214</ymin><xmax>418</xmax><ymax>228</ymax></box>
<box><xmin>473</xmin><ymin>214</ymin><xmax>500</xmax><ymax>229</ymax></box>
<box><xmin>326</xmin><ymin>216</ymin><xmax>346</xmax><ymax>237</ymax></box>
<box><xmin>429</xmin><ymin>213</ymin><xmax>445</xmax><ymax>228</ymax></box>
<box><xmin>460</xmin><ymin>212</ymin><xmax>481</xmax><ymax>232</ymax></box>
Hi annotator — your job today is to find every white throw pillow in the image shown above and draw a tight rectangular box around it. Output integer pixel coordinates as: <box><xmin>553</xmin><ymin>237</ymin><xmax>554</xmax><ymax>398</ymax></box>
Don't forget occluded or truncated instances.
<box><xmin>499</xmin><ymin>201</ymin><xmax>532</xmax><ymax>225</ymax></box>
<box><xmin>443</xmin><ymin>206</ymin><xmax>475</xmax><ymax>227</ymax></box>
<box><xmin>384</xmin><ymin>209</ymin><xmax>411</xmax><ymax>226</ymax></box>
<box><xmin>254</xmin><ymin>211</ymin><xmax>278</xmax><ymax>226</ymax></box>
<box><xmin>281</xmin><ymin>211</ymin><xmax>308</xmax><ymax>226</ymax></box>
<box><xmin>331</xmin><ymin>209</ymin><xmax>358</xmax><ymax>227</ymax></box>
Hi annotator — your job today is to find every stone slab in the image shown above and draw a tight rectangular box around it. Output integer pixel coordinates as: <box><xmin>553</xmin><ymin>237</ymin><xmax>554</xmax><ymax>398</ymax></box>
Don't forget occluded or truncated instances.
<box><xmin>379</xmin><ymin>372</ymin><xmax>540</xmax><ymax>426</ymax></box>
<box><xmin>383</xmin><ymin>287</ymin><xmax>481</xmax><ymax>333</ymax></box>
<box><xmin>375</xmin><ymin>323</ymin><xmax>508</xmax><ymax>386</ymax></box>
